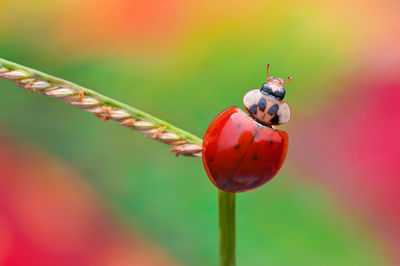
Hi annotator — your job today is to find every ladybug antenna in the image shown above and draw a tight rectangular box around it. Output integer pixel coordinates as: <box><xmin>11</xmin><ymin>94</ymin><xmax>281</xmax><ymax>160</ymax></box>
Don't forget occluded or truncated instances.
<box><xmin>283</xmin><ymin>76</ymin><xmax>293</xmax><ymax>86</ymax></box>
<box><xmin>266</xmin><ymin>64</ymin><xmax>272</xmax><ymax>81</ymax></box>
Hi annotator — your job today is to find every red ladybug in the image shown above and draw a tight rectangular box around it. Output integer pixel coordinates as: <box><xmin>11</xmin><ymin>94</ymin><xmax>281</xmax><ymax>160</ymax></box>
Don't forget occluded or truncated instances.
<box><xmin>202</xmin><ymin>65</ymin><xmax>291</xmax><ymax>192</ymax></box>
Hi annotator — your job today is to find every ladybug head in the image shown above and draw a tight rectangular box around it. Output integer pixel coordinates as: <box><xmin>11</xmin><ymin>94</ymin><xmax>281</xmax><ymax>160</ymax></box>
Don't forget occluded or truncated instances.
<box><xmin>260</xmin><ymin>64</ymin><xmax>292</xmax><ymax>101</ymax></box>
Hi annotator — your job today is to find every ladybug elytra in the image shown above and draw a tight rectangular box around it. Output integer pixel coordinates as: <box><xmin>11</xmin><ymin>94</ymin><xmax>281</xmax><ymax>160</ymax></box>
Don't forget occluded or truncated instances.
<box><xmin>202</xmin><ymin>64</ymin><xmax>291</xmax><ymax>192</ymax></box>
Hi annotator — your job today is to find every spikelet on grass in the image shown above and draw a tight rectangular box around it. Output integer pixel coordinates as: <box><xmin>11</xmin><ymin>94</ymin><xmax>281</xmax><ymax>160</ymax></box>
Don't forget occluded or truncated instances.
<box><xmin>0</xmin><ymin>58</ymin><xmax>202</xmax><ymax>157</ymax></box>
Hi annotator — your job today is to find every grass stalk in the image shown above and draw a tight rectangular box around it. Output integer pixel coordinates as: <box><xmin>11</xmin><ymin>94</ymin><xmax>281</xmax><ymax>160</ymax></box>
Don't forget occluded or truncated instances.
<box><xmin>0</xmin><ymin>57</ymin><xmax>202</xmax><ymax>156</ymax></box>
<box><xmin>218</xmin><ymin>190</ymin><xmax>236</xmax><ymax>266</ymax></box>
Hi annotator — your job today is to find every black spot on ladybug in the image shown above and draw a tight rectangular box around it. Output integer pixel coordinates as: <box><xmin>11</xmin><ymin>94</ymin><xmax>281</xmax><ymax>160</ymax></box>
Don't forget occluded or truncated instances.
<box><xmin>249</xmin><ymin>104</ymin><xmax>258</xmax><ymax>115</ymax></box>
<box><xmin>234</xmin><ymin>144</ymin><xmax>240</xmax><ymax>150</ymax></box>
<box><xmin>253</xmin><ymin>154</ymin><xmax>258</xmax><ymax>160</ymax></box>
<box><xmin>270</xmin><ymin>114</ymin><xmax>280</xmax><ymax>125</ymax></box>
<box><xmin>258</xmin><ymin>97</ymin><xmax>266</xmax><ymax>111</ymax></box>
<box><xmin>209</xmin><ymin>158</ymin><xmax>214</xmax><ymax>162</ymax></box>
<box><xmin>269</xmin><ymin>139</ymin><xmax>273</xmax><ymax>145</ymax></box>
<box><xmin>236</xmin><ymin>123</ymin><xmax>242</xmax><ymax>128</ymax></box>
<box><xmin>268</xmin><ymin>104</ymin><xmax>279</xmax><ymax>115</ymax></box>
<box><xmin>210</xmin><ymin>170</ymin><xmax>218</xmax><ymax>179</ymax></box>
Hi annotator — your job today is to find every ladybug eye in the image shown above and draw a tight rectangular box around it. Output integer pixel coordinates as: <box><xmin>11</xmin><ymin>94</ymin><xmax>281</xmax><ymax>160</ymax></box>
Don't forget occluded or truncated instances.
<box><xmin>260</xmin><ymin>83</ymin><xmax>273</xmax><ymax>95</ymax></box>
<box><xmin>261</xmin><ymin>83</ymin><xmax>286</xmax><ymax>100</ymax></box>
<box><xmin>273</xmin><ymin>88</ymin><xmax>286</xmax><ymax>100</ymax></box>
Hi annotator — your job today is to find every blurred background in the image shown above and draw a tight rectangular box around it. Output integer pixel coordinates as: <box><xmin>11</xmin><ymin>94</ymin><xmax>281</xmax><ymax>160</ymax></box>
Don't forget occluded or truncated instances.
<box><xmin>0</xmin><ymin>0</ymin><xmax>399</xmax><ymax>265</ymax></box>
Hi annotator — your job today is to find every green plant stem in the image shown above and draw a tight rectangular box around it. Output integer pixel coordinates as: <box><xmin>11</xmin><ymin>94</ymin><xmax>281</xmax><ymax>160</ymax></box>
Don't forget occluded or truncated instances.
<box><xmin>218</xmin><ymin>190</ymin><xmax>236</xmax><ymax>266</ymax></box>
<box><xmin>0</xmin><ymin>57</ymin><xmax>202</xmax><ymax>145</ymax></box>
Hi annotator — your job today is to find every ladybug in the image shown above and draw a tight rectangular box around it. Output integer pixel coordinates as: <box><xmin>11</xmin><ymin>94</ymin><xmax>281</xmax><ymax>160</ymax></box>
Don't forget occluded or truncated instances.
<box><xmin>202</xmin><ymin>64</ymin><xmax>291</xmax><ymax>192</ymax></box>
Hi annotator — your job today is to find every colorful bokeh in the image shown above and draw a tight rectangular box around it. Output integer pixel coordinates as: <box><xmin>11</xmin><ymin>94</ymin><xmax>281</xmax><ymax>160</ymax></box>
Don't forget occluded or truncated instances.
<box><xmin>0</xmin><ymin>0</ymin><xmax>399</xmax><ymax>265</ymax></box>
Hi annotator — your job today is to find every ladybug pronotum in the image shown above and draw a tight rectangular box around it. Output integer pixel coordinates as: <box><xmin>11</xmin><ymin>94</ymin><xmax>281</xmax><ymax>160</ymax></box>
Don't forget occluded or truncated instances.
<box><xmin>202</xmin><ymin>64</ymin><xmax>291</xmax><ymax>192</ymax></box>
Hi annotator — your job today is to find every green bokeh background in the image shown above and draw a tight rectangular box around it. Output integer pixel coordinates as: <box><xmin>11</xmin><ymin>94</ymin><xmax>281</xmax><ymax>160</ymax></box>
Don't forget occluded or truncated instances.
<box><xmin>0</xmin><ymin>0</ymin><xmax>391</xmax><ymax>265</ymax></box>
